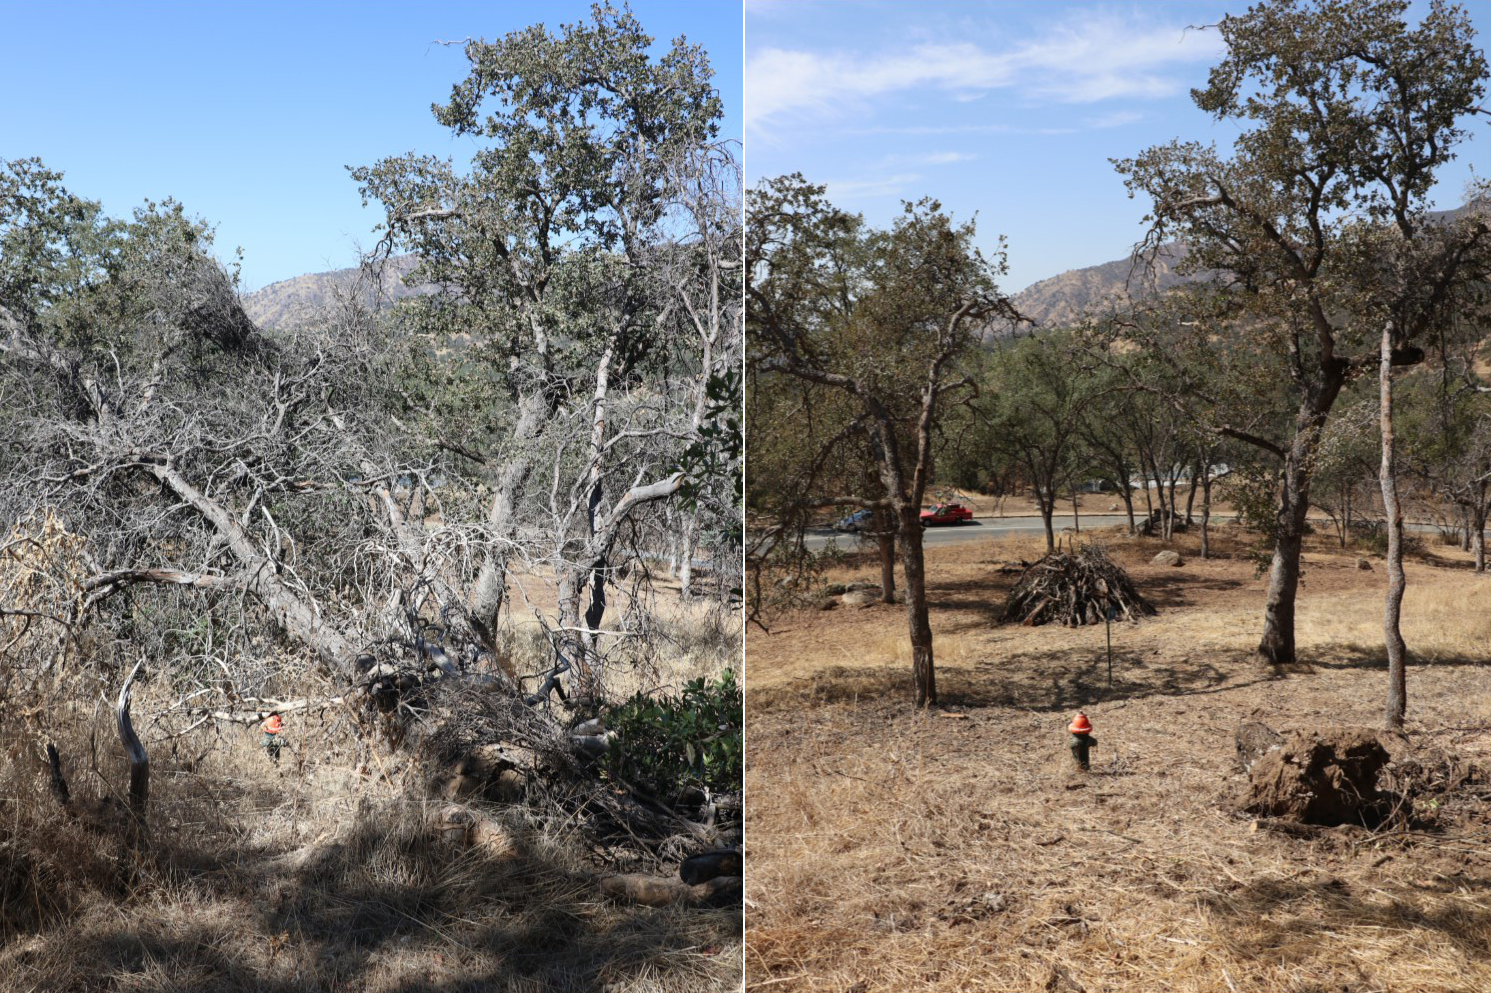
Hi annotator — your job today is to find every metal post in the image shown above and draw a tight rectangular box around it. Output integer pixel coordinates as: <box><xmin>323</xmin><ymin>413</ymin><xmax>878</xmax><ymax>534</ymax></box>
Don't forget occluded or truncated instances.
<box><xmin>1106</xmin><ymin>604</ymin><xmax>1115</xmax><ymax>687</ymax></box>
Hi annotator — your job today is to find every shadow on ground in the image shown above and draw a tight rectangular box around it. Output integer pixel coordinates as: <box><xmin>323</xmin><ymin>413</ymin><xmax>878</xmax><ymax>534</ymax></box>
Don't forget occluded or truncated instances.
<box><xmin>1199</xmin><ymin>872</ymin><xmax>1491</xmax><ymax>964</ymax></box>
<box><xmin>2</xmin><ymin>798</ymin><xmax>739</xmax><ymax>993</ymax></box>
<box><xmin>752</xmin><ymin>643</ymin><xmax>1491</xmax><ymax>717</ymax></box>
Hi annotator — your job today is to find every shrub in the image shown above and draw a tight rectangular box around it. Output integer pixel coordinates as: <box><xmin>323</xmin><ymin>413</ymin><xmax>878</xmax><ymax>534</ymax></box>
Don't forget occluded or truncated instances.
<box><xmin>603</xmin><ymin>670</ymin><xmax>742</xmax><ymax>799</ymax></box>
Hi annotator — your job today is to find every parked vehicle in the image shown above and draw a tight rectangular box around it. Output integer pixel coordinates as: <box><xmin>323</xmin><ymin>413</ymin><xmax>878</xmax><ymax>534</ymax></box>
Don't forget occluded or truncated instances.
<box><xmin>833</xmin><ymin>509</ymin><xmax>873</xmax><ymax>532</ymax></box>
<box><xmin>919</xmin><ymin>503</ymin><xmax>973</xmax><ymax>526</ymax></box>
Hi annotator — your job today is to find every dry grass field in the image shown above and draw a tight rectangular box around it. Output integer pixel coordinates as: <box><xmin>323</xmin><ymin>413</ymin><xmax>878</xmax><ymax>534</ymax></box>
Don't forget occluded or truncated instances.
<box><xmin>746</xmin><ymin>523</ymin><xmax>1491</xmax><ymax>993</ymax></box>
<box><xmin>0</xmin><ymin>592</ymin><xmax>742</xmax><ymax>993</ymax></box>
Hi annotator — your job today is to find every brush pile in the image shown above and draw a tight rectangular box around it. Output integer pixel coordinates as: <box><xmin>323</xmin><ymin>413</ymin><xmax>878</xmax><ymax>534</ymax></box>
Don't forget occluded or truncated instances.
<box><xmin>1001</xmin><ymin>543</ymin><xmax>1156</xmax><ymax>626</ymax></box>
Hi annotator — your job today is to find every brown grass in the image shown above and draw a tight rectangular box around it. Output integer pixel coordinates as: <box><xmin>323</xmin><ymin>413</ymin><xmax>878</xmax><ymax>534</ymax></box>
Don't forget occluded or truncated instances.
<box><xmin>0</xmin><ymin>633</ymin><xmax>742</xmax><ymax>991</ymax></box>
<box><xmin>746</xmin><ymin>524</ymin><xmax>1491</xmax><ymax>992</ymax></box>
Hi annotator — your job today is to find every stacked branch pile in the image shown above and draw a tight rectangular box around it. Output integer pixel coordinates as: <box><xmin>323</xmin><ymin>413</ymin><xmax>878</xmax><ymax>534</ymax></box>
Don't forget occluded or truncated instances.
<box><xmin>1001</xmin><ymin>544</ymin><xmax>1156</xmax><ymax>627</ymax></box>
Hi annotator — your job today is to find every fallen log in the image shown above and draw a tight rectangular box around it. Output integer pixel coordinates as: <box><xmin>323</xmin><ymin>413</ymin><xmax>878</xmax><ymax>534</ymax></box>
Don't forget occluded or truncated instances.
<box><xmin>680</xmin><ymin>849</ymin><xmax>742</xmax><ymax>885</ymax></box>
<box><xmin>429</xmin><ymin>804</ymin><xmax>518</xmax><ymax>859</ymax></box>
<box><xmin>598</xmin><ymin>872</ymin><xmax>741</xmax><ymax>908</ymax></box>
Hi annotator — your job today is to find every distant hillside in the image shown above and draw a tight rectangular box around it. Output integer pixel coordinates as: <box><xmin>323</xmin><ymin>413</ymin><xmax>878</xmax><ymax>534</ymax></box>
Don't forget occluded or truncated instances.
<box><xmin>1007</xmin><ymin>204</ymin><xmax>1479</xmax><ymax>329</ymax></box>
<box><xmin>1010</xmin><ymin>243</ymin><xmax>1194</xmax><ymax>329</ymax></box>
<box><xmin>246</xmin><ymin>203</ymin><xmax>1480</xmax><ymax>334</ymax></box>
<box><xmin>242</xmin><ymin>255</ymin><xmax>431</xmax><ymax>330</ymax></box>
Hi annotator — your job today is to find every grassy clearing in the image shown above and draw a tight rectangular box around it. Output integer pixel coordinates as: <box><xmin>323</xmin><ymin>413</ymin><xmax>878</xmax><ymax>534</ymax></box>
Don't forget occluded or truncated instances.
<box><xmin>746</xmin><ymin>524</ymin><xmax>1491</xmax><ymax>992</ymax></box>
<box><xmin>0</xmin><ymin>599</ymin><xmax>742</xmax><ymax>993</ymax></box>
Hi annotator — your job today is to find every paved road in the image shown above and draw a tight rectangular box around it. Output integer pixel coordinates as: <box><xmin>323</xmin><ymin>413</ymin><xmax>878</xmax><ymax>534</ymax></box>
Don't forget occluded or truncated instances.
<box><xmin>805</xmin><ymin>514</ymin><xmax>1135</xmax><ymax>552</ymax></box>
<box><xmin>805</xmin><ymin>513</ymin><xmax>1446</xmax><ymax>553</ymax></box>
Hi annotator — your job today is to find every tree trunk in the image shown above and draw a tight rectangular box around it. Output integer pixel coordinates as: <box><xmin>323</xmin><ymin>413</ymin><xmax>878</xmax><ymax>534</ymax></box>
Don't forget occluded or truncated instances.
<box><xmin>144</xmin><ymin>461</ymin><xmax>355</xmax><ymax>667</ymax></box>
<box><xmin>1474</xmin><ymin>486</ymin><xmax>1487</xmax><ymax>574</ymax></box>
<box><xmin>678</xmin><ymin>512</ymin><xmax>696</xmax><ymax>599</ymax></box>
<box><xmin>1380</xmin><ymin>328</ymin><xmax>1408</xmax><ymax>730</ymax></box>
<box><xmin>1071</xmin><ymin>490</ymin><xmax>1081</xmax><ymax>534</ymax></box>
<box><xmin>1200</xmin><ymin>471</ymin><xmax>1212</xmax><ymax>560</ymax></box>
<box><xmin>1257</xmin><ymin>538</ymin><xmax>1301</xmax><ymax>667</ymax></box>
<box><xmin>1256</xmin><ymin>366</ymin><xmax>1345</xmax><ymax>668</ymax></box>
<box><xmin>1343</xmin><ymin>483</ymin><xmax>1352</xmax><ymax>547</ymax></box>
<box><xmin>1139</xmin><ymin>456</ymin><xmax>1154</xmax><ymax>521</ymax></box>
<box><xmin>45</xmin><ymin>742</ymin><xmax>69</xmax><ymax>807</ymax></box>
<box><xmin>468</xmin><ymin>392</ymin><xmax>548</xmax><ymax>650</ymax></box>
<box><xmin>897</xmin><ymin>505</ymin><xmax>936</xmax><ymax>708</ymax></box>
<box><xmin>877</xmin><ymin>509</ymin><xmax>896</xmax><ymax>604</ymax></box>
<box><xmin>1165</xmin><ymin>472</ymin><xmax>1179</xmax><ymax>541</ymax></box>
<box><xmin>1040</xmin><ymin>497</ymin><xmax>1055</xmax><ymax>552</ymax></box>
<box><xmin>116</xmin><ymin>660</ymin><xmax>149</xmax><ymax>839</ymax></box>
<box><xmin>1185</xmin><ymin>463</ymin><xmax>1200</xmax><ymax>525</ymax></box>
<box><xmin>1473</xmin><ymin>509</ymin><xmax>1486</xmax><ymax>574</ymax></box>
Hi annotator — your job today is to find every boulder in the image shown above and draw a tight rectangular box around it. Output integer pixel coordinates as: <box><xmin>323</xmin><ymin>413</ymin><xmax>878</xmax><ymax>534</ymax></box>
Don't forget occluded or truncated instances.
<box><xmin>841</xmin><ymin>590</ymin><xmax>879</xmax><ymax>608</ymax></box>
<box><xmin>1152</xmin><ymin>549</ymin><xmax>1183</xmax><ymax>567</ymax></box>
<box><xmin>1357</xmin><ymin>557</ymin><xmax>1372</xmax><ymax>571</ymax></box>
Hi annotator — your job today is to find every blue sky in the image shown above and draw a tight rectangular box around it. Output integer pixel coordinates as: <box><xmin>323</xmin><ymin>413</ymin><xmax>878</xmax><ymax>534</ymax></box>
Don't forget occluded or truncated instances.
<box><xmin>746</xmin><ymin>0</ymin><xmax>1491</xmax><ymax>294</ymax></box>
<box><xmin>2</xmin><ymin>1</ymin><xmax>742</xmax><ymax>291</ymax></box>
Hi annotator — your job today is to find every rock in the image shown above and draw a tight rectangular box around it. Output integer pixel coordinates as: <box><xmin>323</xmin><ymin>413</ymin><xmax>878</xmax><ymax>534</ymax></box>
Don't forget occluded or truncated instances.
<box><xmin>1235</xmin><ymin>721</ymin><xmax>1284</xmax><ymax>773</ymax></box>
<box><xmin>1152</xmin><ymin>549</ymin><xmax>1183</xmax><ymax>567</ymax></box>
<box><xmin>822</xmin><ymin>583</ymin><xmax>848</xmax><ymax>596</ymax></box>
<box><xmin>817</xmin><ymin>598</ymin><xmax>838</xmax><ymax>611</ymax></box>
<box><xmin>841</xmin><ymin>590</ymin><xmax>878</xmax><ymax>608</ymax></box>
<box><xmin>1243</xmin><ymin>726</ymin><xmax>1397</xmax><ymax>827</ymax></box>
<box><xmin>1109</xmin><ymin>504</ymin><xmax>1120</xmax><ymax>512</ymax></box>
<box><xmin>1357</xmin><ymin>557</ymin><xmax>1372</xmax><ymax>571</ymax></box>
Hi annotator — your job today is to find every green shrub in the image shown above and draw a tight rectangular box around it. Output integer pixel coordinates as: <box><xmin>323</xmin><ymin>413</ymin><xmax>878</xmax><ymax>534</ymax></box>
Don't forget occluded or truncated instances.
<box><xmin>603</xmin><ymin>670</ymin><xmax>742</xmax><ymax>799</ymax></box>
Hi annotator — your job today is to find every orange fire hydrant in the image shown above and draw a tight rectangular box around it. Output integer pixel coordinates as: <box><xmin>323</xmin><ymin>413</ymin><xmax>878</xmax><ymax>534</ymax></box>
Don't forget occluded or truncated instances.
<box><xmin>1069</xmin><ymin>711</ymin><xmax>1096</xmax><ymax>770</ymax></box>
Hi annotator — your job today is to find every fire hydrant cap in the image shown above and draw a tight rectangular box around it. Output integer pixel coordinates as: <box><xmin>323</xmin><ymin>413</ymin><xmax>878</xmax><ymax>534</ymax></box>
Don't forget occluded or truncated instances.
<box><xmin>1069</xmin><ymin>712</ymin><xmax>1092</xmax><ymax>734</ymax></box>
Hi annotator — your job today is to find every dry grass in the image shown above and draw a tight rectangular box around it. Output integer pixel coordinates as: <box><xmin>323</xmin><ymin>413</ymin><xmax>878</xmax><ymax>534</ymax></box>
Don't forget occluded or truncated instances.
<box><xmin>0</xmin><ymin>655</ymin><xmax>742</xmax><ymax>991</ymax></box>
<box><xmin>746</xmin><ymin>524</ymin><xmax>1491</xmax><ymax>992</ymax></box>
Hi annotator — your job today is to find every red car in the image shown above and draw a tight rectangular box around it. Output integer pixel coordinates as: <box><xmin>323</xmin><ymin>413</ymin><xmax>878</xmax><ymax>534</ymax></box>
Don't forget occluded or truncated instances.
<box><xmin>919</xmin><ymin>502</ymin><xmax>973</xmax><ymax>526</ymax></box>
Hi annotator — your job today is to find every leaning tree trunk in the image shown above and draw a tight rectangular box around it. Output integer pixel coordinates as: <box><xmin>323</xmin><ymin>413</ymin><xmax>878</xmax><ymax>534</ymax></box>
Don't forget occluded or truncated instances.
<box><xmin>468</xmin><ymin>392</ymin><xmax>548</xmax><ymax>651</ymax></box>
<box><xmin>116</xmin><ymin>660</ymin><xmax>149</xmax><ymax>840</ymax></box>
<box><xmin>897</xmin><ymin>505</ymin><xmax>936</xmax><ymax>708</ymax></box>
<box><xmin>1380</xmin><ymin>327</ymin><xmax>1408</xmax><ymax>730</ymax></box>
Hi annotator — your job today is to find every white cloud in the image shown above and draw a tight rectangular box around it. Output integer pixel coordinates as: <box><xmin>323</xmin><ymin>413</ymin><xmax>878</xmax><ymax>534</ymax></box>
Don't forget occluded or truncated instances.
<box><xmin>919</xmin><ymin>151</ymin><xmax>978</xmax><ymax>165</ymax></box>
<box><xmin>824</xmin><ymin>173</ymin><xmax>924</xmax><ymax>201</ymax></box>
<box><xmin>743</xmin><ymin>0</ymin><xmax>791</xmax><ymax>18</ymax></box>
<box><xmin>746</xmin><ymin>13</ymin><xmax>1225</xmax><ymax>138</ymax></box>
<box><xmin>1086</xmin><ymin>110</ymin><xmax>1145</xmax><ymax>129</ymax></box>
